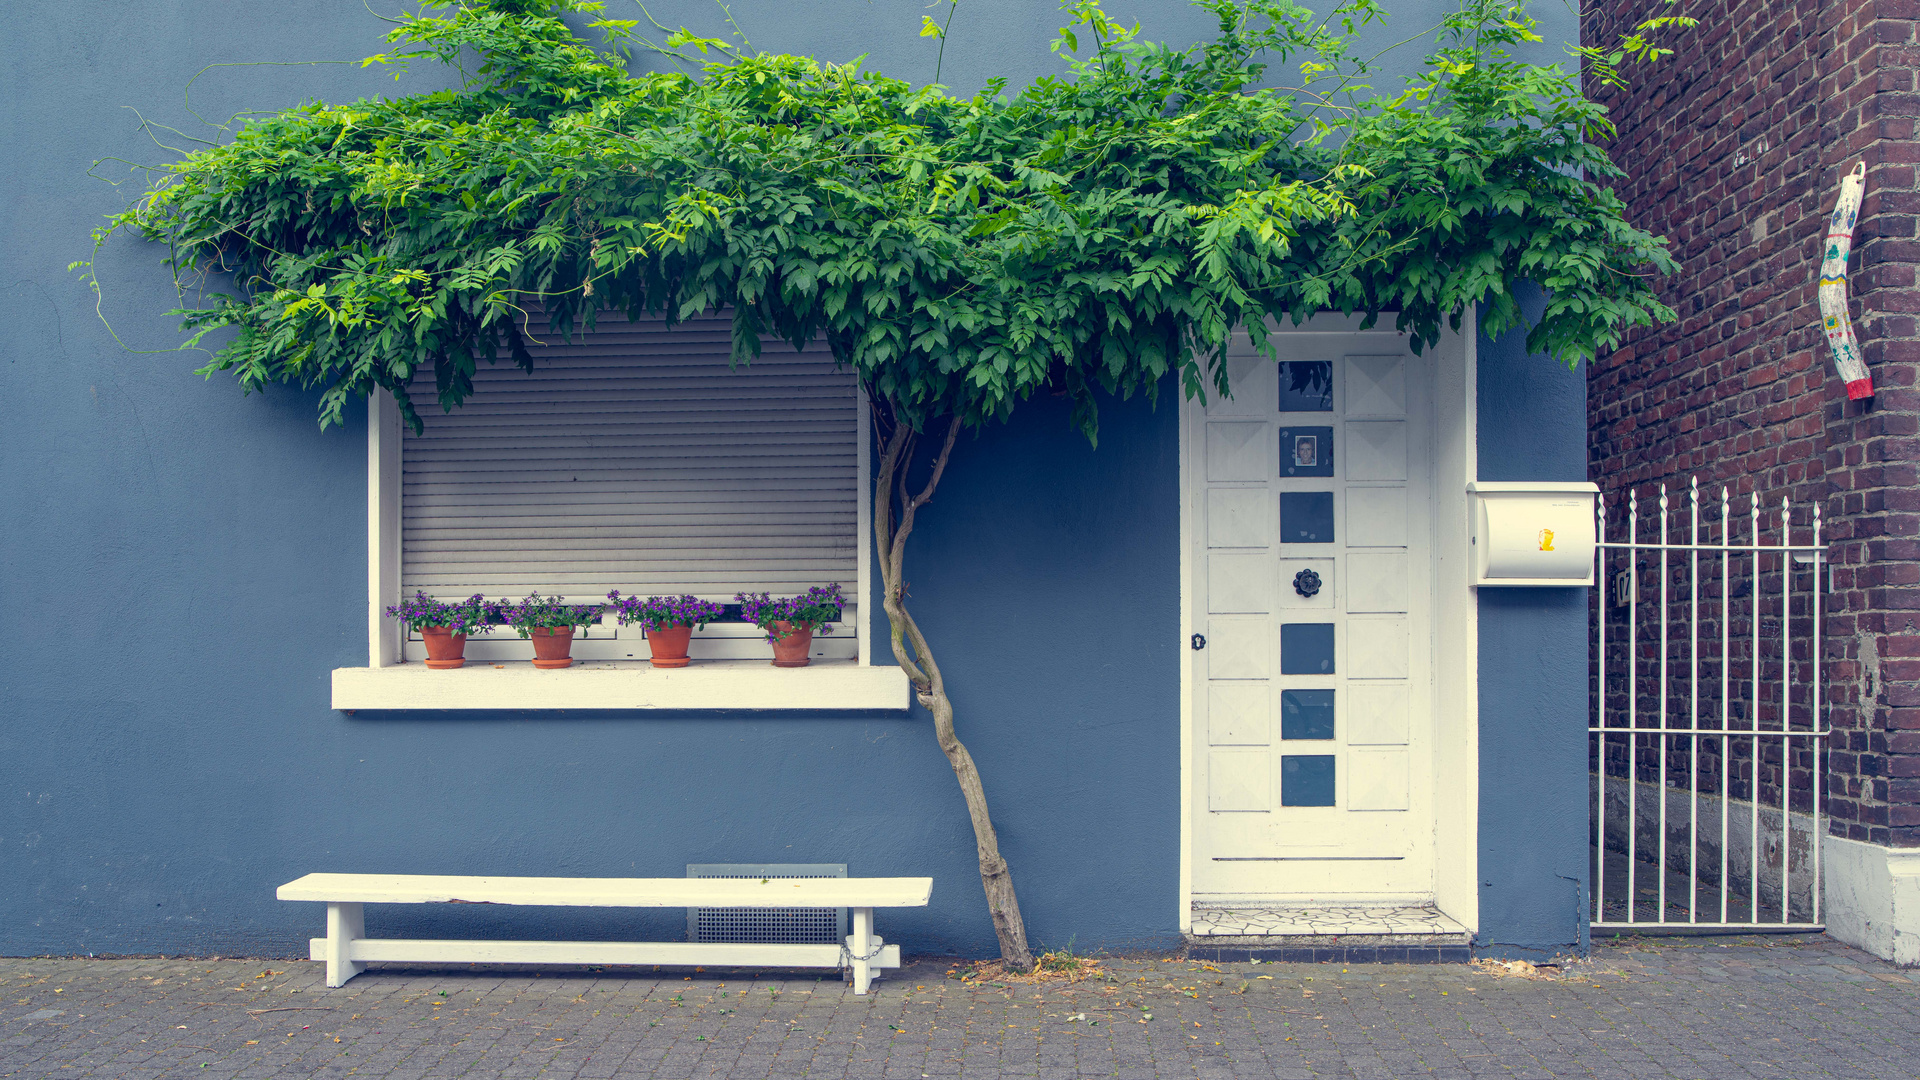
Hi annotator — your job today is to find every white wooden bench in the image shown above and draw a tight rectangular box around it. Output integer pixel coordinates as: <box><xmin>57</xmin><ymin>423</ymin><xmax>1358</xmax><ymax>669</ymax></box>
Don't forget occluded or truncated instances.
<box><xmin>277</xmin><ymin>873</ymin><xmax>931</xmax><ymax>994</ymax></box>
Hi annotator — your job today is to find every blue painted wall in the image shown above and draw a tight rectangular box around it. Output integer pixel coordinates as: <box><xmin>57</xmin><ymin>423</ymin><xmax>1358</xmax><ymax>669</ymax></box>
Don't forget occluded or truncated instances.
<box><xmin>2</xmin><ymin>1</ymin><xmax>1583</xmax><ymax>959</ymax></box>
<box><xmin>1475</xmin><ymin>285</ymin><xmax>1593</xmax><ymax>959</ymax></box>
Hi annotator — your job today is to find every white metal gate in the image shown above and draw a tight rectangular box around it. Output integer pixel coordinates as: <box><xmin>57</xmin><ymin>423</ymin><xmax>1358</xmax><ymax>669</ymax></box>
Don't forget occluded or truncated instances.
<box><xmin>1591</xmin><ymin>479</ymin><xmax>1826</xmax><ymax>930</ymax></box>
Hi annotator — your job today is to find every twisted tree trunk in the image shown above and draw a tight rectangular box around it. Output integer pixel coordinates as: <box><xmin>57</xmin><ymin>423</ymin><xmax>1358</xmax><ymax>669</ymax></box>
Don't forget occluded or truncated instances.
<box><xmin>871</xmin><ymin>410</ymin><xmax>1034</xmax><ymax>973</ymax></box>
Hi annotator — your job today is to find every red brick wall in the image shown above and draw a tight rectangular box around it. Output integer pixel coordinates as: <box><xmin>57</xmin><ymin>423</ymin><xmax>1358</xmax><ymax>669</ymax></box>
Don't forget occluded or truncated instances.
<box><xmin>1586</xmin><ymin>0</ymin><xmax>1920</xmax><ymax>843</ymax></box>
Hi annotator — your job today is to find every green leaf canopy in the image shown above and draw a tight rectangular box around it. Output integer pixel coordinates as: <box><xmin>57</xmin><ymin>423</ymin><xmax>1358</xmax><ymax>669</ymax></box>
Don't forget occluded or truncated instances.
<box><xmin>104</xmin><ymin>0</ymin><xmax>1675</xmax><ymax>438</ymax></box>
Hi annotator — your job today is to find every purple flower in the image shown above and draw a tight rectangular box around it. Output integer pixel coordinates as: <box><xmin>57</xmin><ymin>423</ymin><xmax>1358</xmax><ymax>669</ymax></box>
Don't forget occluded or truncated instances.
<box><xmin>735</xmin><ymin>584</ymin><xmax>845</xmax><ymax>644</ymax></box>
<box><xmin>495</xmin><ymin>593</ymin><xmax>604</xmax><ymax>637</ymax></box>
<box><xmin>607</xmin><ymin>592</ymin><xmax>726</xmax><ymax>631</ymax></box>
<box><xmin>384</xmin><ymin>592</ymin><xmax>493</xmax><ymax>637</ymax></box>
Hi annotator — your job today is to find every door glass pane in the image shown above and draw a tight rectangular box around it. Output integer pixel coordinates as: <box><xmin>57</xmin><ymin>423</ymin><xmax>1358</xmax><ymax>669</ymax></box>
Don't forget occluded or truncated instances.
<box><xmin>1280</xmin><ymin>623</ymin><xmax>1336</xmax><ymax>674</ymax></box>
<box><xmin>1281</xmin><ymin>690</ymin><xmax>1335</xmax><ymax>740</ymax></box>
<box><xmin>1277</xmin><ymin>427</ymin><xmax>1334</xmax><ymax>478</ymax></box>
<box><xmin>1280</xmin><ymin>492</ymin><xmax>1335</xmax><ymax>543</ymax></box>
<box><xmin>1281</xmin><ymin>755</ymin><xmax>1336</xmax><ymax>806</ymax></box>
<box><xmin>1277</xmin><ymin>361</ymin><xmax>1333</xmax><ymax>411</ymax></box>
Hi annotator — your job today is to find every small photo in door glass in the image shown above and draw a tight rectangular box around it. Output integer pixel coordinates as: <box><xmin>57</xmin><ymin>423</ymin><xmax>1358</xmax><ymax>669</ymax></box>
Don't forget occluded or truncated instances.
<box><xmin>1277</xmin><ymin>427</ymin><xmax>1334</xmax><ymax>478</ymax></box>
<box><xmin>1277</xmin><ymin>361</ymin><xmax>1333</xmax><ymax>412</ymax></box>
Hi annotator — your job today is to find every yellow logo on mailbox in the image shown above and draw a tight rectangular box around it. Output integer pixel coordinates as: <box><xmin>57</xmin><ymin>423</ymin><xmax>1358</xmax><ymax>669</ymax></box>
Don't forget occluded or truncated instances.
<box><xmin>1538</xmin><ymin>528</ymin><xmax>1555</xmax><ymax>552</ymax></box>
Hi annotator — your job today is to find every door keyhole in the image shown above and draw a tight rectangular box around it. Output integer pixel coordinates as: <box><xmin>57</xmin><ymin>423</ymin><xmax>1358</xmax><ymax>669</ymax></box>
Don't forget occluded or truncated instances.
<box><xmin>1190</xmin><ymin>633</ymin><xmax>1206</xmax><ymax>651</ymax></box>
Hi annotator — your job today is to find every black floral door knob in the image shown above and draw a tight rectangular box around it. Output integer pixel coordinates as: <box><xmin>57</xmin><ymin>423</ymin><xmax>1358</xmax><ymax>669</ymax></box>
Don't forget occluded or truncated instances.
<box><xmin>1293</xmin><ymin>568</ymin><xmax>1323</xmax><ymax>599</ymax></box>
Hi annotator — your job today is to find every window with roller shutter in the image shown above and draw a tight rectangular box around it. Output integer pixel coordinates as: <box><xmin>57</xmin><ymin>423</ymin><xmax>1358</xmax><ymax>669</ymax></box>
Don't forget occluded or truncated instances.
<box><xmin>389</xmin><ymin>309</ymin><xmax>866</xmax><ymax>664</ymax></box>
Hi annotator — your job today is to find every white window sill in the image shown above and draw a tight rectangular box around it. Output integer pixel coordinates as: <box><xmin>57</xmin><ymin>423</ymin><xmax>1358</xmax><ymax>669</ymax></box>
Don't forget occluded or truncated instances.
<box><xmin>331</xmin><ymin>660</ymin><xmax>911</xmax><ymax>712</ymax></box>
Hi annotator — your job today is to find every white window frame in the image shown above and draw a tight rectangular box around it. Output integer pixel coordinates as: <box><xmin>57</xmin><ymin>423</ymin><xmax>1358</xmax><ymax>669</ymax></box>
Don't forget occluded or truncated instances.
<box><xmin>341</xmin><ymin>382</ymin><xmax>905</xmax><ymax>712</ymax></box>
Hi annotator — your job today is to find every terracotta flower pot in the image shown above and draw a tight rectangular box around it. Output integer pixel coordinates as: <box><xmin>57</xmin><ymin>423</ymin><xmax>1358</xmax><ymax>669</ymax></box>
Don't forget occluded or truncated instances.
<box><xmin>420</xmin><ymin>626</ymin><xmax>467</xmax><ymax>670</ymax></box>
<box><xmin>769</xmin><ymin>620</ymin><xmax>813</xmax><ymax>668</ymax></box>
<box><xmin>647</xmin><ymin>624</ymin><xmax>693</xmax><ymax>668</ymax></box>
<box><xmin>529</xmin><ymin>625</ymin><xmax>576</xmax><ymax>669</ymax></box>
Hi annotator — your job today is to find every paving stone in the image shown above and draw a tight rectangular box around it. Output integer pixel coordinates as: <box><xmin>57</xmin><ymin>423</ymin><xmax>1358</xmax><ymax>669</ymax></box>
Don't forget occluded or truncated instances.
<box><xmin>4</xmin><ymin>935</ymin><xmax>1918</xmax><ymax>1077</ymax></box>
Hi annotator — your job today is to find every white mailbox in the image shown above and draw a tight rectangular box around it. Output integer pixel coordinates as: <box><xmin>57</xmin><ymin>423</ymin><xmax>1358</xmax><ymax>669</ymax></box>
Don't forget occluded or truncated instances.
<box><xmin>1466</xmin><ymin>481</ymin><xmax>1599</xmax><ymax>587</ymax></box>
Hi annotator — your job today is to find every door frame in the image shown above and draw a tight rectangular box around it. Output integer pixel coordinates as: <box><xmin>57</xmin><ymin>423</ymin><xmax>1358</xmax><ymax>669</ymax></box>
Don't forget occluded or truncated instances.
<box><xmin>1177</xmin><ymin>311</ymin><xmax>1480</xmax><ymax>931</ymax></box>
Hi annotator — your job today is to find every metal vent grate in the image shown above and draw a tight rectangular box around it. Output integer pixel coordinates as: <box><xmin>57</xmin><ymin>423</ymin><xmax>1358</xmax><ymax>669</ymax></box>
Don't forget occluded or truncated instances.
<box><xmin>687</xmin><ymin>864</ymin><xmax>847</xmax><ymax>944</ymax></box>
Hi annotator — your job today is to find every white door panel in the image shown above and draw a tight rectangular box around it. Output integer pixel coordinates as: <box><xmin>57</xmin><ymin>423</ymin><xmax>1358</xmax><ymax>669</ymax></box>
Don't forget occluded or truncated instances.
<box><xmin>1208</xmin><ymin>554</ymin><xmax>1275</xmax><ymax>613</ymax></box>
<box><xmin>1344</xmin><ymin>355</ymin><xmax>1408</xmax><ymax>417</ymax></box>
<box><xmin>1208</xmin><ymin>357</ymin><xmax>1278</xmax><ymax>416</ymax></box>
<box><xmin>1346</xmin><ymin>683</ymin><xmax>1411</xmax><ymax>745</ymax></box>
<box><xmin>1206</xmin><ymin>489</ymin><xmax>1272</xmax><ymax>548</ymax></box>
<box><xmin>1345</xmin><ymin>552</ymin><xmax>1410</xmax><ymax>614</ymax></box>
<box><xmin>1347</xmin><ymin>618</ymin><xmax>1410</xmax><ymax>679</ymax></box>
<box><xmin>1207</xmin><ymin>683</ymin><xmax>1272</xmax><ymax>746</ymax></box>
<box><xmin>1205</xmin><ymin>617</ymin><xmax>1271</xmax><ymax>680</ymax></box>
<box><xmin>1346</xmin><ymin>487</ymin><xmax>1407</xmax><ymax>545</ymax></box>
<box><xmin>1205</xmin><ymin>422</ymin><xmax>1270</xmax><ymax>481</ymax></box>
<box><xmin>1189</xmin><ymin>336</ymin><xmax>1434</xmax><ymax>902</ymax></box>
<box><xmin>1345</xmin><ymin>422</ymin><xmax>1408</xmax><ymax>481</ymax></box>
<box><xmin>1348</xmin><ymin>750</ymin><xmax>1411</xmax><ymax>811</ymax></box>
<box><xmin>1208</xmin><ymin>751</ymin><xmax>1272</xmax><ymax>812</ymax></box>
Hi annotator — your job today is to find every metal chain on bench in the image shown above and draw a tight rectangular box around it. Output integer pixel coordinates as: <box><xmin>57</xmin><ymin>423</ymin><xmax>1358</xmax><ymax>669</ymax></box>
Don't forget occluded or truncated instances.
<box><xmin>839</xmin><ymin>939</ymin><xmax>887</xmax><ymax>971</ymax></box>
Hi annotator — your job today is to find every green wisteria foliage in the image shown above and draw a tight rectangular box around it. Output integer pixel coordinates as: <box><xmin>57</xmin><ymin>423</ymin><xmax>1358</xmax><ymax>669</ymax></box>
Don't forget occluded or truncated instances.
<box><xmin>94</xmin><ymin>0</ymin><xmax>1677</xmax><ymax>441</ymax></box>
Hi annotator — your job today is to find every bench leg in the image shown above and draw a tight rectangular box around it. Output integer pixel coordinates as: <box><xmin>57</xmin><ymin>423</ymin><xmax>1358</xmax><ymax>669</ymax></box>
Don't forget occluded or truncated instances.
<box><xmin>325</xmin><ymin>902</ymin><xmax>366</xmax><ymax>988</ymax></box>
<box><xmin>848</xmin><ymin>907</ymin><xmax>877</xmax><ymax>995</ymax></box>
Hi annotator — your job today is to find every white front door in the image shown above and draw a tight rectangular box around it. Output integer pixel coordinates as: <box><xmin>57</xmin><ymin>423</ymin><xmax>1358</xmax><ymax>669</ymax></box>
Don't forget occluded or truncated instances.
<box><xmin>1187</xmin><ymin>327</ymin><xmax>1436</xmax><ymax>904</ymax></box>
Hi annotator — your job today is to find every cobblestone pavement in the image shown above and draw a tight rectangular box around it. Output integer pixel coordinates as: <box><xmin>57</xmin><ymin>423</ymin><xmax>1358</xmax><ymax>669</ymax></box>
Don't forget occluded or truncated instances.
<box><xmin>5</xmin><ymin>934</ymin><xmax>1919</xmax><ymax>1078</ymax></box>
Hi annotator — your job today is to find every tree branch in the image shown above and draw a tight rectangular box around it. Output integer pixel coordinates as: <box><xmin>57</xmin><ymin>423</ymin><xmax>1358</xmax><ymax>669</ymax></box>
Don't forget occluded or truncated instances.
<box><xmin>872</xmin><ymin>407</ymin><xmax>909</xmax><ymax>551</ymax></box>
<box><xmin>872</xmin><ymin>416</ymin><xmax>930</xmax><ymax>690</ymax></box>
<box><xmin>865</xmin><ymin>409</ymin><xmax>1032</xmax><ymax>973</ymax></box>
<box><xmin>913</xmin><ymin>416</ymin><xmax>961</xmax><ymax>509</ymax></box>
<box><xmin>890</xmin><ymin>415</ymin><xmax>961</xmax><ymax>587</ymax></box>
<box><xmin>895</xmin><ymin>601</ymin><xmax>943</xmax><ymax>703</ymax></box>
